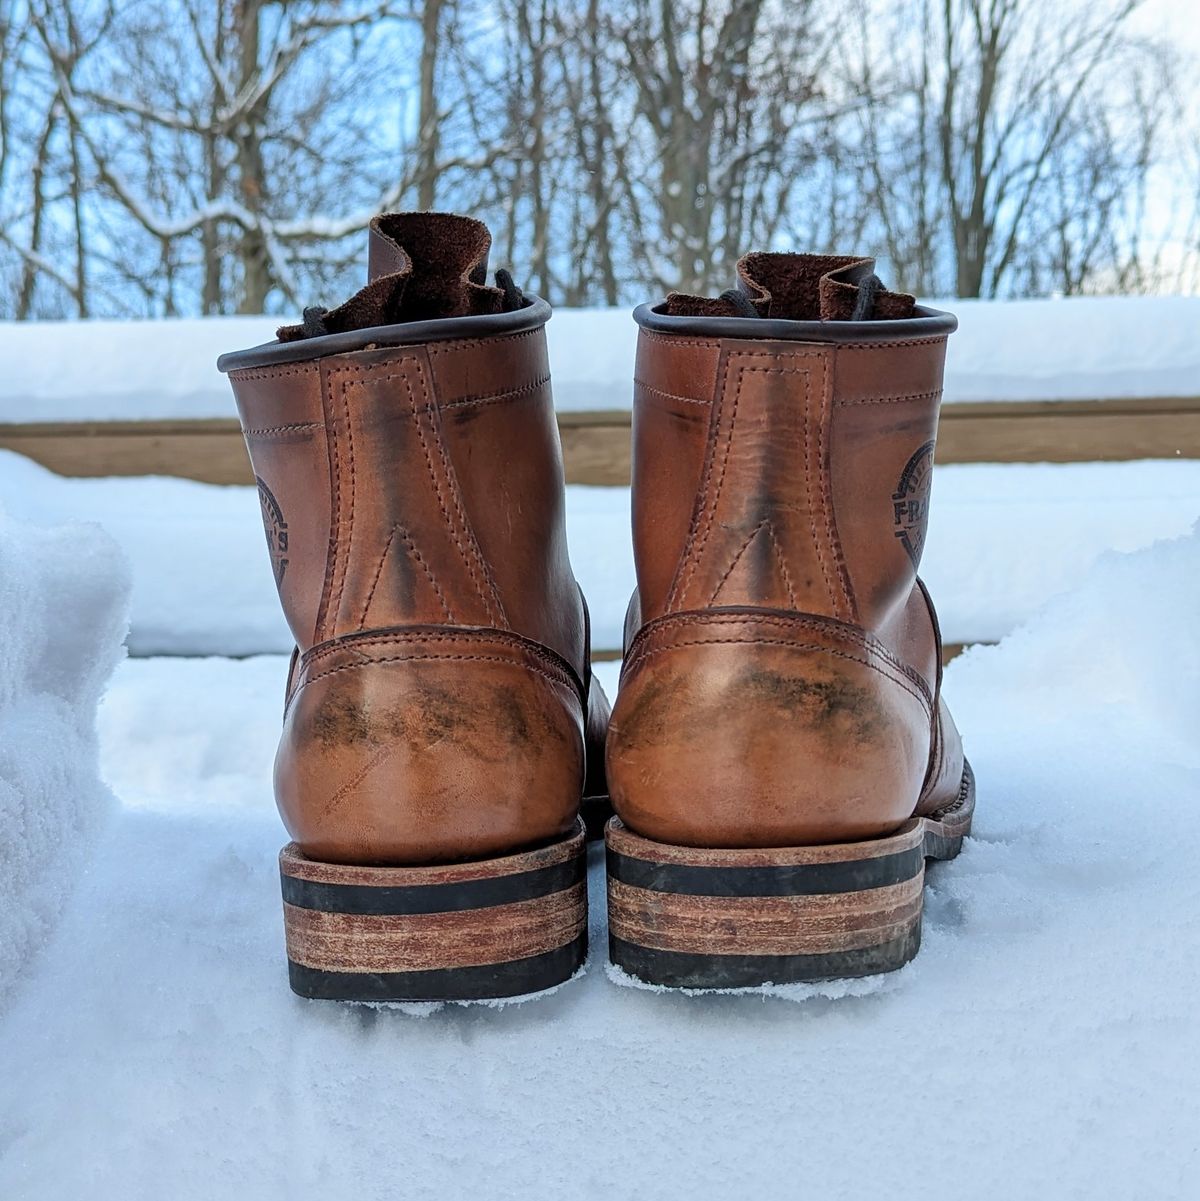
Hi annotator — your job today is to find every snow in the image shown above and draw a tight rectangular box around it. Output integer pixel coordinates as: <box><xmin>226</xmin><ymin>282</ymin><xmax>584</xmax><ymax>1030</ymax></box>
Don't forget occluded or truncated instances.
<box><xmin>942</xmin><ymin>295</ymin><xmax>1200</xmax><ymax>402</ymax></box>
<box><xmin>0</xmin><ymin>507</ymin><xmax>130</xmax><ymax>1008</ymax></box>
<box><xmin>0</xmin><ymin>316</ymin><xmax>276</xmax><ymax>423</ymax></box>
<box><xmin>1</xmin><ymin>449</ymin><xmax>1198</xmax><ymax>655</ymax></box>
<box><xmin>920</xmin><ymin>459</ymin><xmax>1200</xmax><ymax>646</ymax></box>
<box><xmin>0</xmin><ymin>525</ymin><xmax>1198</xmax><ymax>1197</ymax></box>
<box><xmin>2</xmin><ymin>296</ymin><xmax>1198</xmax><ymax>421</ymax></box>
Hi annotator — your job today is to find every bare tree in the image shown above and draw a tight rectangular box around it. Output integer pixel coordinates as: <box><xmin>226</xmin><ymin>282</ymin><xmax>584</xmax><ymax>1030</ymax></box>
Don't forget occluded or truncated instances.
<box><xmin>0</xmin><ymin>0</ymin><xmax>1194</xmax><ymax>315</ymax></box>
<box><xmin>28</xmin><ymin>0</ymin><xmax>424</xmax><ymax>315</ymax></box>
<box><xmin>416</xmin><ymin>0</ymin><xmax>445</xmax><ymax>209</ymax></box>
<box><xmin>842</xmin><ymin>0</ymin><xmax>1175</xmax><ymax>297</ymax></box>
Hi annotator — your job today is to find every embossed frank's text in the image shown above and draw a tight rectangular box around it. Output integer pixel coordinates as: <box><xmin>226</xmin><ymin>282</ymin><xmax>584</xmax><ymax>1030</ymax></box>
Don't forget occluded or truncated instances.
<box><xmin>892</xmin><ymin>440</ymin><xmax>935</xmax><ymax>566</ymax></box>
<box><xmin>256</xmin><ymin>476</ymin><xmax>290</xmax><ymax>584</ymax></box>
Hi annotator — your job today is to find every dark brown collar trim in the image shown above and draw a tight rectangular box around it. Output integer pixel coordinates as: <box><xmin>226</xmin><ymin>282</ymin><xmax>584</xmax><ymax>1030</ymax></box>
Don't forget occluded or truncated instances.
<box><xmin>217</xmin><ymin>296</ymin><xmax>552</xmax><ymax>373</ymax></box>
<box><xmin>633</xmin><ymin>301</ymin><xmax>957</xmax><ymax>344</ymax></box>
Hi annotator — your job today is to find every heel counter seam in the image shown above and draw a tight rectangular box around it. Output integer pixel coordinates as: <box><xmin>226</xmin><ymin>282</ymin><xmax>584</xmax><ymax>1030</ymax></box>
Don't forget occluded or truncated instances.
<box><xmin>624</xmin><ymin>610</ymin><xmax>933</xmax><ymax>715</ymax></box>
<box><xmin>293</xmin><ymin>653</ymin><xmax>577</xmax><ymax>709</ymax></box>
<box><xmin>298</xmin><ymin>626</ymin><xmax>586</xmax><ymax>702</ymax></box>
<box><xmin>626</xmin><ymin>635</ymin><xmax>931</xmax><ymax>719</ymax></box>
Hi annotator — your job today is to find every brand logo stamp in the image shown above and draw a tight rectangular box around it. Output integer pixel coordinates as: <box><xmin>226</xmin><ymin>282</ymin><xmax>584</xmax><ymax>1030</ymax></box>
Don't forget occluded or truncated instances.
<box><xmin>892</xmin><ymin>440</ymin><xmax>935</xmax><ymax>566</ymax></box>
<box><xmin>256</xmin><ymin>476</ymin><xmax>290</xmax><ymax>584</ymax></box>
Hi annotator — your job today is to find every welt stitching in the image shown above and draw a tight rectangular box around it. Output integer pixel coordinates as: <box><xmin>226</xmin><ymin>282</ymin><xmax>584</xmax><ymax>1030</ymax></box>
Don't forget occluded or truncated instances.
<box><xmin>243</xmin><ymin>421</ymin><xmax>324</xmax><ymax>437</ymax></box>
<box><xmin>634</xmin><ymin>379</ymin><xmax>711</xmax><ymax>406</ymax></box>
<box><xmin>296</xmin><ymin>652</ymin><xmax>573</xmax><ymax>697</ymax></box>
<box><xmin>628</xmin><ymin>636</ymin><xmax>931</xmax><ymax>715</ymax></box>
<box><xmin>836</xmin><ymin>389</ymin><xmax>943</xmax><ymax>407</ymax></box>
<box><xmin>301</xmin><ymin>629</ymin><xmax>574</xmax><ymax>681</ymax></box>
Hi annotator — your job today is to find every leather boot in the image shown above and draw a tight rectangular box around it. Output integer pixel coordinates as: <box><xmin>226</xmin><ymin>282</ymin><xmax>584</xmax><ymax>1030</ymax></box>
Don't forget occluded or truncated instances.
<box><xmin>605</xmin><ymin>254</ymin><xmax>974</xmax><ymax>988</ymax></box>
<box><xmin>217</xmin><ymin>213</ymin><xmax>609</xmax><ymax>1002</ymax></box>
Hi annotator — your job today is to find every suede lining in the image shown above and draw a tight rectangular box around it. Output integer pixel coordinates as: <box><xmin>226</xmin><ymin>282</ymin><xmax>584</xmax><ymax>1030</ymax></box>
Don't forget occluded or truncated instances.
<box><xmin>663</xmin><ymin>253</ymin><xmax>916</xmax><ymax>322</ymax></box>
<box><xmin>277</xmin><ymin>212</ymin><xmax>516</xmax><ymax>343</ymax></box>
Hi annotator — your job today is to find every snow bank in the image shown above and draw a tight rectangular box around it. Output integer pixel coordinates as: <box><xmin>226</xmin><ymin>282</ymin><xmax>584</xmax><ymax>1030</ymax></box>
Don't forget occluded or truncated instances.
<box><xmin>0</xmin><ymin>530</ymin><xmax>1197</xmax><ymax>1196</ymax></box>
<box><xmin>0</xmin><ymin>315</ymin><xmax>276</xmax><ymax>424</ymax></box>
<box><xmin>942</xmin><ymin>294</ymin><xmax>1200</xmax><ymax>402</ymax></box>
<box><xmin>1</xmin><ymin>450</ymin><xmax>1197</xmax><ymax>655</ymax></box>
<box><xmin>0</xmin><ymin>508</ymin><xmax>130</xmax><ymax>1008</ymax></box>
<box><xmin>0</xmin><ymin>452</ymin><xmax>288</xmax><ymax>658</ymax></box>
<box><xmin>1</xmin><ymin>295</ymin><xmax>1198</xmax><ymax>421</ymax></box>
<box><xmin>920</xmin><ymin>459</ymin><xmax>1200</xmax><ymax>645</ymax></box>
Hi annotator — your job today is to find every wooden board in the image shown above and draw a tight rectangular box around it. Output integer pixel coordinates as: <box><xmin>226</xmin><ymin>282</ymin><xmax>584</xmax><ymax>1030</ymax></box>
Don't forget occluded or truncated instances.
<box><xmin>1</xmin><ymin>397</ymin><xmax>1198</xmax><ymax>487</ymax></box>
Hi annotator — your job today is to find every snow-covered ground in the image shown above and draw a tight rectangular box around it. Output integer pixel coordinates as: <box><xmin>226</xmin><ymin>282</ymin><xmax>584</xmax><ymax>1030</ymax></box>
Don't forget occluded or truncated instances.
<box><xmin>0</xmin><ymin>509</ymin><xmax>129</xmax><ymax>1007</ymax></box>
<box><xmin>1</xmin><ymin>449</ymin><xmax>1198</xmax><ymax>654</ymax></box>
<box><xmin>3</xmin><ymin>295</ymin><xmax>1199</xmax><ymax>420</ymax></box>
<box><xmin>0</xmin><ymin>524</ymin><xmax>1197</xmax><ymax>1198</ymax></box>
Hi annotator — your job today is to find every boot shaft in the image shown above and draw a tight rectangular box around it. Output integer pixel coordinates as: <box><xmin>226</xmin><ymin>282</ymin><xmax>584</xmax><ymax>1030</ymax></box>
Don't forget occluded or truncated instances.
<box><xmin>219</xmin><ymin>215</ymin><xmax>584</xmax><ymax>674</ymax></box>
<box><xmin>629</xmin><ymin>258</ymin><xmax>954</xmax><ymax>639</ymax></box>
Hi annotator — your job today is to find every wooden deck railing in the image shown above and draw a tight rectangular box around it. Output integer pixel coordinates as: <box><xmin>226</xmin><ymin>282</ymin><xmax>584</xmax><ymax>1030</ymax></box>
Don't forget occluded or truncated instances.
<box><xmin>1</xmin><ymin>396</ymin><xmax>1198</xmax><ymax>486</ymax></box>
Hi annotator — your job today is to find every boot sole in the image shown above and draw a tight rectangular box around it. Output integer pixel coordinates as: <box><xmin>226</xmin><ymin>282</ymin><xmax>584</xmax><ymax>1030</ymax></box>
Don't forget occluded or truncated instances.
<box><xmin>280</xmin><ymin>818</ymin><xmax>587</xmax><ymax>1001</ymax></box>
<box><xmin>606</xmin><ymin>764</ymin><xmax>974</xmax><ymax>989</ymax></box>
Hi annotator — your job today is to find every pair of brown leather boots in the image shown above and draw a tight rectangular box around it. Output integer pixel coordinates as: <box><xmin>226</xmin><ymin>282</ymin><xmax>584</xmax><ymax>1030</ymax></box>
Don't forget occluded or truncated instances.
<box><xmin>218</xmin><ymin>212</ymin><xmax>974</xmax><ymax>1001</ymax></box>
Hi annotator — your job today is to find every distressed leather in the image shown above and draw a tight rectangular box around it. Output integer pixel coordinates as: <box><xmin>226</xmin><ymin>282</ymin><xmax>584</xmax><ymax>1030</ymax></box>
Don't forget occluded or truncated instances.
<box><xmin>608</xmin><ymin>265</ymin><xmax>965</xmax><ymax>848</ymax></box>
<box><xmin>221</xmin><ymin>214</ymin><xmax>608</xmax><ymax>865</ymax></box>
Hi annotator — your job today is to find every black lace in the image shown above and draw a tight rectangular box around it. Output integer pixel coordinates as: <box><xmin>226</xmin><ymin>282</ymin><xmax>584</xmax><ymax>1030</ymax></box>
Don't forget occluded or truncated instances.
<box><xmin>719</xmin><ymin>288</ymin><xmax>760</xmax><ymax>318</ymax></box>
<box><xmin>301</xmin><ymin>306</ymin><xmax>329</xmax><ymax>337</ymax></box>
<box><xmin>851</xmin><ymin>274</ymin><xmax>883</xmax><ymax>321</ymax></box>
<box><xmin>494</xmin><ymin>268</ymin><xmax>525</xmax><ymax>310</ymax></box>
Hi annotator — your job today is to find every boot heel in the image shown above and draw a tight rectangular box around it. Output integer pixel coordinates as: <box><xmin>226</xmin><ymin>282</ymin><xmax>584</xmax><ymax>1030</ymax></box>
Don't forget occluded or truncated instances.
<box><xmin>281</xmin><ymin>818</ymin><xmax>587</xmax><ymax>1001</ymax></box>
<box><xmin>606</xmin><ymin>797</ymin><xmax>971</xmax><ymax>989</ymax></box>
